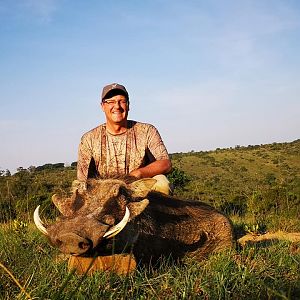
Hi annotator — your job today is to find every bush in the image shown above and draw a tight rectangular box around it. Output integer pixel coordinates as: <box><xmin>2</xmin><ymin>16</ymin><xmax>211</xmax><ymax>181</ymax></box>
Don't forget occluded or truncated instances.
<box><xmin>167</xmin><ymin>167</ymin><xmax>190</xmax><ymax>189</ymax></box>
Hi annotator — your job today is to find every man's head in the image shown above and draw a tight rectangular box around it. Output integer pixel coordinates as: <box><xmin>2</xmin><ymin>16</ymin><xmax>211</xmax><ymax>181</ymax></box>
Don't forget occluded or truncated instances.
<box><xmin>101</xmin><ymin>83</ymin><xmax>130</xmax><ymax>127</ymax></box>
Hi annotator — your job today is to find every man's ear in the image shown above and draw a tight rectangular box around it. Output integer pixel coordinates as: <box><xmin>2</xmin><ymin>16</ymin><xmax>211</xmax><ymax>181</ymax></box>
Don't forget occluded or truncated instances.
<box><xmin>128</xmin><ymin>178</ymin><xmax>157</xmax><ymax>198</ymax></box>
<box><xmin>101</xmin><ymin>101</ymin><xmax>105</xmax><ymax>112</ymax></box>
<box><xmin>127</xmin><ymin>199</ymin><xmax>149</xmax><ymax>220</ymax></box>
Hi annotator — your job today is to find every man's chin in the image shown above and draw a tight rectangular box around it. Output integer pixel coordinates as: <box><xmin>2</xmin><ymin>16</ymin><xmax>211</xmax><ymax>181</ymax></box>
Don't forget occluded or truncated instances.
<box><xmin>112</xmin><ymin>119</ymin><xmax>124</xmax><ymax>124</ymax></box>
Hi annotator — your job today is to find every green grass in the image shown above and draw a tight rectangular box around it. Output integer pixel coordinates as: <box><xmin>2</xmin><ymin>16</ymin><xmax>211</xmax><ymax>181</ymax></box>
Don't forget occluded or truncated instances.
<box><xmin>1</xmin><ymin>221</ymin><xmax>299</xmax><ymax>299</ymax></box>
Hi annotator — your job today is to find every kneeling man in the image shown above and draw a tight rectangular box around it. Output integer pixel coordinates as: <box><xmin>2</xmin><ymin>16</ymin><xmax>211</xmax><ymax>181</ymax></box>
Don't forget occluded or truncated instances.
<box><xmin>76</xmin><ymin>83</ymin><xmax>172</xmax><ymax>194</ymax></box>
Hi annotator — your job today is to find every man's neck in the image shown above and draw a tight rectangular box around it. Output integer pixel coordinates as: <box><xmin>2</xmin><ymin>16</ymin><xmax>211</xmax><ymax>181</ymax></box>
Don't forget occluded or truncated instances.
<box><xmin>105</xmin><ymin>121</ymin><xmax>128</xmax><ymax>135</ymax></box>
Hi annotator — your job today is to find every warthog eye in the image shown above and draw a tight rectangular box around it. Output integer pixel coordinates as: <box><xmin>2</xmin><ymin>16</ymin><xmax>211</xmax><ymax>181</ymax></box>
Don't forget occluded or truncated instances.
<box><xmin>102</xmin><ymin>215</ymin><xmax>115</xmax><ymax>226</ymax></box>
<box><xmin>56</xmin><ymin>239</ymin><xmax>63</xmax><ymax>247</ymax></box>
<box><xmin>78</xmin><ymin>241</ymin><xmax>90</xmax><ymax>250</ymax></box>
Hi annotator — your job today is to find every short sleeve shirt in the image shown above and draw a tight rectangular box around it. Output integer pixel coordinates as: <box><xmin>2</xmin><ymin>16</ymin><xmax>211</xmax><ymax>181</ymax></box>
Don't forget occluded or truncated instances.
<box><xmin>77</xmin><ymin>120</ymin><xmax>169</xmax><ymax>181</ymax></box>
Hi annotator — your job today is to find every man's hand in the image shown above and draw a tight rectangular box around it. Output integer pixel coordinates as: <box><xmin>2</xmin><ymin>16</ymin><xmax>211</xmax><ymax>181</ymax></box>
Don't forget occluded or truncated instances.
<box><xmin>129</xmin><ymin>169</ymin><xmax>143</xmax><ymax>179</ymax></box>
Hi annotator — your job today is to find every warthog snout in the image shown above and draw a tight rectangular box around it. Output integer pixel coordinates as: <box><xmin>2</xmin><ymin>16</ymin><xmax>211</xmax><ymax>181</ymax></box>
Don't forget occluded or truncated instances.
<box><xmin>55</xmin><ymin>233</ymin><xmax>92</xmax><ymax>255</ymax></box>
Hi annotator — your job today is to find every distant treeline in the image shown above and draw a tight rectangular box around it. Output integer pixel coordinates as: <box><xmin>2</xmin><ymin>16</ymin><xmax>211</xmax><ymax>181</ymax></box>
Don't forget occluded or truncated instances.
<box><xmin>0</xmin><ymin>162</ymin><xmax>78</xmax><ymax>176</ymax></box>
<box><xmin>34</xmin><ymin>162</ymin><xmax>78</xmax><ymax>172</ymax></box>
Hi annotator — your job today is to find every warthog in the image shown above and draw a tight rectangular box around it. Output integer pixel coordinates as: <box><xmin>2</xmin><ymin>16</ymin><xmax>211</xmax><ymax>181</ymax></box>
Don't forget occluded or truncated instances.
<box><xmin>34</xmin><ymin>177</ymin><xmax>233</xmax><ymax>263</ymax></box>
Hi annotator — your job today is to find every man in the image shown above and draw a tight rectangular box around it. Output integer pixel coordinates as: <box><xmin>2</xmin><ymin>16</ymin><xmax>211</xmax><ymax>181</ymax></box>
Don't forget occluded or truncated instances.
<box><xmin>76</xmin><ymin>83</ymin><xmax>172</xmax><ymax>193</ymax></box>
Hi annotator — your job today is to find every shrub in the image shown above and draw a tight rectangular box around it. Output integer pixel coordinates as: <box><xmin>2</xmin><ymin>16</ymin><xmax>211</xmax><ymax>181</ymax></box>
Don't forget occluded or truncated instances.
<box><xmin>167</xmin><ymin>167</ymin><xmax>190</xmax><ymax>189</ymax></box>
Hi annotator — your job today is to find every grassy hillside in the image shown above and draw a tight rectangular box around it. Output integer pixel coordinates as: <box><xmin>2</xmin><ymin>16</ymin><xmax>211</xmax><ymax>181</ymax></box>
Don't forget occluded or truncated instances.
<box><xmin>170</xmin><ymin>139</ymin><xmax>300</xmax><ymax>231</ymax></box>
<box><xmin>171</xmin><ymin>139</ymin><xmax>299</xmax><ymax>197</ymax></box>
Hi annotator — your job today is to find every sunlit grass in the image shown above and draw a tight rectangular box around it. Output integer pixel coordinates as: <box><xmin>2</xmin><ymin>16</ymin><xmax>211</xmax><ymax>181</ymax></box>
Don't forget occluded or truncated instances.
<box><xmin>1</xmin><ymin>220</ymin><xmax>299</xmax><ymax>299</ymax></box>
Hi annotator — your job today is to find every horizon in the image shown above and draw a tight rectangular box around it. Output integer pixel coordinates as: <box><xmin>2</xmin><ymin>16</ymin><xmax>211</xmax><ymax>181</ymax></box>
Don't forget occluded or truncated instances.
<box><xmin>1</xmin><ymin>1</ymin><xmax>300</xmax><ymax>173</ymax></box>
<box><xmin>3</xmin><ymin>137</ymin><xmax>299</xmax><ymax>173</ymax></box>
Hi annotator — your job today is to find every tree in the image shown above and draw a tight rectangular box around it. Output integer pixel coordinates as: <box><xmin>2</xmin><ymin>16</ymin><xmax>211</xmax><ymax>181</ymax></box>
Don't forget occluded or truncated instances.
<box><xmin>4</xmin><ymin>169</ymin><xmax>11</xmax><ymax>176</ymax></box>
<box><xmin>0</xmin><ymin>169</ymin><xmax>12</xmax><ymax>177</ymax></box>
<box><xmin>28</xmin><ymin>166</ymin><xmax>36</xmax><ymax>173</ymax></box>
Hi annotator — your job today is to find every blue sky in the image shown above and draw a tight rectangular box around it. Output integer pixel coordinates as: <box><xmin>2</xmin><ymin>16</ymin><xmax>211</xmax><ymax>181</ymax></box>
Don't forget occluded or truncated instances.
<box><xmin>1</xmin><ymin>0</ymin><xmax>300</xmax><ymax>172</ymax></box>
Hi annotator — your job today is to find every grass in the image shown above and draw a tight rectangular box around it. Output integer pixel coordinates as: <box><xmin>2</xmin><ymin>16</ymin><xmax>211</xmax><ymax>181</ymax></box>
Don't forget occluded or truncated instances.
<box><xmin>1</xmin><ymin>220</ymin><xmax>299</xmax><ymax>299</ymax></box>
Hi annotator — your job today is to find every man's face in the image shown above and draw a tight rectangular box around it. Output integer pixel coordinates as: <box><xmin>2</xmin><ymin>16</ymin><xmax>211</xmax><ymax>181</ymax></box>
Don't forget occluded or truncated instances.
<box><xmin>101</xmin><ymin>94</ymin><xmax>129</xmax><ymax>125</ymax></box>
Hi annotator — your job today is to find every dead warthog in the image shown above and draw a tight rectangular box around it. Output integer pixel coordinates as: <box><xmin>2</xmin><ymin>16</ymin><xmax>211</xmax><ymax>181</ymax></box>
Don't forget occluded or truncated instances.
<box><xmin>34</xmin><ymin>177</ymin><xmax>233</xmax><ymax>263</ymax></box>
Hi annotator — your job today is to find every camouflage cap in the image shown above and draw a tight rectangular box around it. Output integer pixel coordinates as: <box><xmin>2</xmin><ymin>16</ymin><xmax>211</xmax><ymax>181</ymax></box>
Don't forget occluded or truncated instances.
<box><xmin>101</xmin><ymin>83</ymin><xmax>129</xmax><ymax>101</ymax></box>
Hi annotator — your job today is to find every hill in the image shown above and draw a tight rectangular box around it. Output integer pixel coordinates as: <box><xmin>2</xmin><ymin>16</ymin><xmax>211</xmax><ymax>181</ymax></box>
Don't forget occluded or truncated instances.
<box><xmin>171</xmin><ymin>139</ymin><xmax>300</xmax><ymax>231</ymax></box>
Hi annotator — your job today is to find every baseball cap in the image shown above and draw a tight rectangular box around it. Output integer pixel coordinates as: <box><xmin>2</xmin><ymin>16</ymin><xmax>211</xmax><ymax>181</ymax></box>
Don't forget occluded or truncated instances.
<box><xmin>101</xmin><ymin>83</ymin><xmax>129</xmax><ymax>101</ymax></box>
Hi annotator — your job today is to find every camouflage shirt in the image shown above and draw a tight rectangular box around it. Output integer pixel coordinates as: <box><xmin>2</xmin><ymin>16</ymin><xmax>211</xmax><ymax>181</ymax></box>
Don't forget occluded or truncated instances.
<box><xmin>77</xmin><ymin>120</ymin><xmax>169</xmax><ymax>181</ymax></box>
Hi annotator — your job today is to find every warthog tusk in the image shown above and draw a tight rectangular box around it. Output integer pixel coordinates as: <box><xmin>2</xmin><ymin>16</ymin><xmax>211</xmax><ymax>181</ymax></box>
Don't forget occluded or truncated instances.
<box><xmin>103</xmin><ymin>207</ymin><xmax>130</xmax><ymax>239</ymax></box>
<box><xmin>33</xmin><ymin>205</ymin><xmax>48</xmax><ymax>236</ymax></box>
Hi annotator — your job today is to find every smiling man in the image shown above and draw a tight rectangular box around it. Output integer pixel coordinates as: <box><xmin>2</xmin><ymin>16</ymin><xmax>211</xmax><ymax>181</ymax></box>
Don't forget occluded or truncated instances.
<box><xmin>76</xmin><ymin>83</ymin><xmax>172</xmax><ymax>191</ymax></box>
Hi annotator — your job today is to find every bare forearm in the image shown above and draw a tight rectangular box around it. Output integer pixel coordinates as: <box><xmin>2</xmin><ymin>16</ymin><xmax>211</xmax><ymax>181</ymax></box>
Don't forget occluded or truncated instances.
<box><xmin>129</xmin><ymin>159</ymin><xmax>172</xmax><ymax>179</ymax></box>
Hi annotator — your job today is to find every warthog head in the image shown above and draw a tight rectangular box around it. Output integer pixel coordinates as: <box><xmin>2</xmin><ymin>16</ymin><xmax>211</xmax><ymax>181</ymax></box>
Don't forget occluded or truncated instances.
<box><xmin>34</xmin><ymin>178</ymin><xmax>157</xmax><ymax>255</ymax></box>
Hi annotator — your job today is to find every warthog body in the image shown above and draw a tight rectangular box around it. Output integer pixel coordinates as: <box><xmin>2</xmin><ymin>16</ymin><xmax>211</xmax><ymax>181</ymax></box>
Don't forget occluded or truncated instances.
<box><xmin>35</xmin><ymin>178</ymin><xmax>233</xmax><ymax>263</ymax></box>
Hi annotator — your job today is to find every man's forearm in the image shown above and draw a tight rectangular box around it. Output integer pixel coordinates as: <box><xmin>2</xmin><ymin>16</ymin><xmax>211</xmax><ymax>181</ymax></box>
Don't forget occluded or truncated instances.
<box><xmin>129</xmin><ymin>159</ymin><xmax>172</xmax><ymax>179</ymax></box>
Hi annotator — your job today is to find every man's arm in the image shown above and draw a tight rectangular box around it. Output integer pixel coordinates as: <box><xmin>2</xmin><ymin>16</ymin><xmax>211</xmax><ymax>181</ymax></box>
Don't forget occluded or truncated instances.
<box><xmin>129</xmin><ymin>158</ymin><xmax>172</xmax><ymax>179</ymax></box>
<box><xmin>77</xmin><ymin>135</ymin><xmax>92</xmax><ymax>182</ymax></box>
<box><xmin>129</xmin><ymin>124</ymin><xmax>172</xmax><ymax>179</ymax></box>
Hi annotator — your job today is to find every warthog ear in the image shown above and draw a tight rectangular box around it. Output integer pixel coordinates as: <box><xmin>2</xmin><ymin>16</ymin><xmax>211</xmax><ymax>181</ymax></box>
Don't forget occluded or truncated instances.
<box><xmin>128</xmin><ymin>199</ymin><xmax>149</xmax><ymax>219</ymax></box>
<box><xmin>52</xmin><ymin>189</ymin><xmax>84</xmax><ymax>217</ymax></box>
<box><xmin>128</xmin><ymin>178</ymin><xmax>157</xmax><ymax>198</ymax></box>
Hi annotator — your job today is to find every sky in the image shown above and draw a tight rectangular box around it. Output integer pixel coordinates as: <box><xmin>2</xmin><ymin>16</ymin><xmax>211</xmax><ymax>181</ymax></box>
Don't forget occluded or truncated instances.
<box><xmin>1</xmin><ymin>0</ymin><xmax>300</xmax><ymax>173</ymax></box>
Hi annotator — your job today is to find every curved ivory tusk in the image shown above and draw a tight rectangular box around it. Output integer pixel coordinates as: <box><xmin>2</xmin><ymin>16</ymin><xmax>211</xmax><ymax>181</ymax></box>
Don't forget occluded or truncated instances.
<box><xmin>33</xmin><ymin>205</ymin><xmax>48</xmax><ymax>236</ymax></box>
<box><xmin>103</xmin><ymin>207</ymin><xmax>130</xmax><ymax>239</ymax></box>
